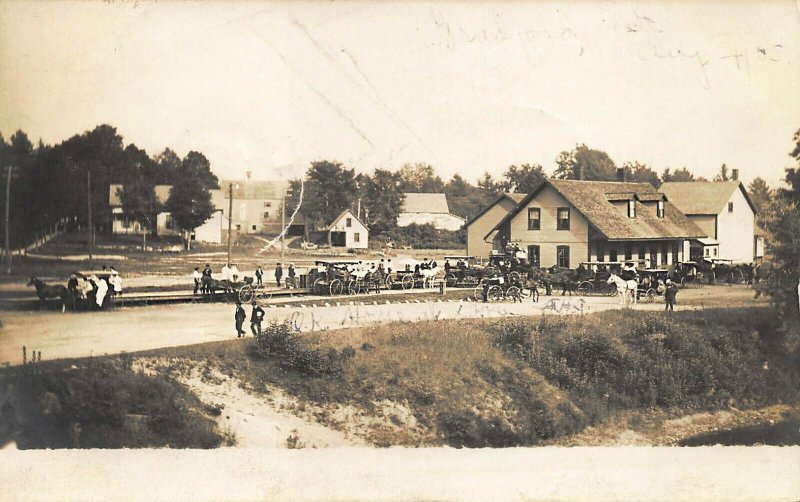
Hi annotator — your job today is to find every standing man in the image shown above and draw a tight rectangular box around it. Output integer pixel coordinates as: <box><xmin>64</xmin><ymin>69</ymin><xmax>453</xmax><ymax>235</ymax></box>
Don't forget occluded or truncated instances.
<box><xmin>202</xmin><ymin>263</ymin><xmax>212</xmax><ymax>294</ymax></box>
<box><xmin>275</xmin><ymin>262</ymin><xmax>283</xmax><ymax>288</ymax></box>
<box><xmin>255</xmin><ymin>265</ymin><xmax>263</xmax><ymax>286</ymax></box>
<box><xmin>664</xmin><ymin>278</ymin><xmax>678</xmax><ymax>312</ymax></box>
<box><xmin>287</xmin><ymin>263</ymin><xmax>296</xmax><ymax>288</ymax></box>
<box><xmin>193</xmin><ymin>267</ymin><xmax>202</xmax><ymax>294</ymax></box>
<box><xmin>235</xmin><ymin>301</ymin><xmax>246</xmax><ymax>338</ymax></box>
<box><xmin>221</xmin><ymin>263</ymin><xmax>231</xmax><ymax>282</ymax></box>
<box><xmin>250</xmin><ymin>300</ymin><xmax>265</xmax><ymax>336</ymax></box>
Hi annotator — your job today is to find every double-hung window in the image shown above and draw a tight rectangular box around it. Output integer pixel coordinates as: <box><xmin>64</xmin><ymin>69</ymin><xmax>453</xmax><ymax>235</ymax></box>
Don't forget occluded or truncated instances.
<box><xmin>557</xmin><ymin>208</ymin><xmax>570</xmax><ymax>230</ymax></box>
<box><xmin>527</xmin><ymin>208</ymin><xmax>541</xmax><ymax>230</ymax></box>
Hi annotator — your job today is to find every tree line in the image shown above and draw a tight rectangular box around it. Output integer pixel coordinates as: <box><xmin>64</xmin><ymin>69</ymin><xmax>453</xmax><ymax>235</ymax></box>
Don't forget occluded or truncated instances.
<box><xmin>0</xmin><ymin>124</ymin><xmax>778</xmax><ymax>250</ymax></box>
<box><xmin>0</xmin><ymin>125</ymin><xmax>218</xmax><ymax>250</ymax></box>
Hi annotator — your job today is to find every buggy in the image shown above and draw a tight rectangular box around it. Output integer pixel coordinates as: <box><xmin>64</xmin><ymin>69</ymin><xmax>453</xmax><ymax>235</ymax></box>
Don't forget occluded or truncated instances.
<box><xmin>306</xmin><ymin>260</ymin><xmax>360</xmax><ymax>295</ymax></box>
<box><xmin>443</xmin><ymin>256</ymin><xmax>483</xmax><ymax>287</ymax></box>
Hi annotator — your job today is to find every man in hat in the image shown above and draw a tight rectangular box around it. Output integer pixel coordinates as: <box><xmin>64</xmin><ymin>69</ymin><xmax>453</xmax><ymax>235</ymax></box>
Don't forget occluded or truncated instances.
<box><xmin>192</xmin><ymin>267</ymin><xmax>202</xmax><ymax>294</ymax></box>
<box><xmin>234</xmin><ymin>301</ymin><xmax>246</xmax><ymax>338</ymax></box>
<box><xmin>254</xmin><ymin>265</ymin><xmax>264</xmax><ymax>286</ymax></box>
<box><xmin>664</xmin><ymin>278</ymin><xmax>678</xmax><ymax>312</ymax></box>
<box><xmin>275</xmin><ymin>262</ymin><xmax>283</xmax><ymax>288</ymax></box>
<box><xmin>250</xmin><ymin>300</ymin><xmax>265</xmax><ymax>336</ymax></box>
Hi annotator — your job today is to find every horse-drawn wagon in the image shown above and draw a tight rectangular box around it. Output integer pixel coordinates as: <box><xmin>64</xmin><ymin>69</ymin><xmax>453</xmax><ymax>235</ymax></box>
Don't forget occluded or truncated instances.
<box><xmin>386</xmin><ymin>258</ymin><xmax>440</xmax><ymax>290</ymax></box>
<box><xmin>306</xmin><ymin>260</ymin><xmax>359</xmax><ymax>295</ymax></box>
<box><xmin>443</xmin><ymin>256</ymin><xmax>483</xmax><ymax>287</ymax></box>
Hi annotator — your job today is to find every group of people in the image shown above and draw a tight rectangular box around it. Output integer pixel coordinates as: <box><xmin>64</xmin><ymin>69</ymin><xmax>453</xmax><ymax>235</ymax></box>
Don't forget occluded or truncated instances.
<box><xmin>68</xmin><ymin>265</ymin><xmax>122</xmax><ymax>310</ymax></box>
<box><xmin>234</xmin><ymin>299</ymin><xmax>265</xmax><ymax>338</ymax></box>
<box><xmin>274</xmin><ymin>262</ymin><xmax>297</xmax><ymax>288</ymax></box>
<box><xmin>618</xmin><ymin>262</ymin><xmax>679</xmax><ymax>311</ymax></box>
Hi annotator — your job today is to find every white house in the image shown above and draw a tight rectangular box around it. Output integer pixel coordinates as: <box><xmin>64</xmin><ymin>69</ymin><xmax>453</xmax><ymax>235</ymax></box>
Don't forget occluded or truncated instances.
<box><xmin>326</xmin><ymin>209</ymin><xmax>368</xmax><ymax>249</ymax></box>
<box><xmin>397</xmin><ymin>193</ymin><xmax>465</xmax><ymax>231</ymax></box>
<box><xmin>213</xmin><ymin>174</ymin><xmax>305</xmax><ymax>237</ymax></box>
<box><xmin>660</xmin><ymin>176</ymin><xmax>757</xmax><ymax>263</ymax></box>
<box><xmin>109</xmin><ymin>184</ymin><xmax>222</xmax><ymax>243</ymax></box>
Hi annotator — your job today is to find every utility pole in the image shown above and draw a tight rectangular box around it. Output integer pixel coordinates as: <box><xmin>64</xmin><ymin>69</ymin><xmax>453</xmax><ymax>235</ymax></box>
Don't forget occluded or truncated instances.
<box><xmin>87</xmin><ymin>169</ymin><xmax>93</xmax><ymax>270</ymax></box>
<box><xmin>227</xmin><ymin>182</ymin><xmax>233</xmax><ymax>266</ymax></box>
<box><xmin>4</xmin><ymin>166</ymin><xmax>14</xmax><ymax>274</ymax></box>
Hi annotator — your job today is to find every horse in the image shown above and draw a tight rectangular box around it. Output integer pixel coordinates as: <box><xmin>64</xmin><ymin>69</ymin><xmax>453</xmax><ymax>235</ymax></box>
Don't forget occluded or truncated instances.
<box><xmin>202</xmin><ymin>276</ymin><xmax>232</xmax><ymax>297</ymax></box>
<box><xmin>419</xmin><ymin>266</ymin><xmax>439</xmax><ymax>289</ymax></box>
<box><xmin>542</xmin><ymin>269</ymin><xmax>578</xmax><ymax>296</ymax></box>
<box><xmin>27</xmin><ymin>276</ymin><xmax>70</xmax><ymax>312</ymax></box>
<box><xmin>607</xmin><ymin>274</ymin><xmax>638</xmax><ymax>306</ymax></box>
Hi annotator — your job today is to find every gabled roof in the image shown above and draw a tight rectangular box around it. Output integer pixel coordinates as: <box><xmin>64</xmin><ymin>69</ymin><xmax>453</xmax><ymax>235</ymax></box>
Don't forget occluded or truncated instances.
<box><xmin>400</xmin><ymin>193</ymin><xmax>450</xmax><ymax>214</ymax></box>
<box><xmin>326</xmin><ymin>209</ymin><xmax>368</xmax><ymax>231</ymax></box>
<box><xmin>487</xmin><ymin>179</ymin><xmax>706</xmax><ymax>241</ymax></box>
<box><xmin>109</xmin><ymin>184</ymin><xmax>171</xmax><ymax>206</ymax></box>
<box><xmin>465</xmin><ymin>192</ymin><xmax>527</xmax><ymax>227</ymax></box>
<box><xmin>659</xmin><ymin>181</ymin><xmax>757</xmax><ymax>215</ymax></box>
<box><xmin>218</xmin><ymin>179</ymin><xmax>287</xmax><ymax>200</ymax></box>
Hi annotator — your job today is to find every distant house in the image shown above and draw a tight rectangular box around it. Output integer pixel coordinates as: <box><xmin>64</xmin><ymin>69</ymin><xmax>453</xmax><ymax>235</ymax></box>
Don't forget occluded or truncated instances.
<box><xmin>325</xmin><ymin>209</ymin><xmax>368</xmax><ymax>249</ymax></box>
<box><xmin>109</xmin><ymin>184</ymin><xmax>223</xmax><ymax>243</ymax></box>
<box><xmin>214</xmin><ymin>174</ymin><xmax>304</xmax><ymax>237</ymax></box>
<box><xmin>397</xmin><ymin>193</ymin><xmax>465</xmax><ymax>231</ymax></box>
<box><xmin>465</xmin><ymin>193</ymin><xmax>527</xmax><ymax>258</ymax></box>
<box><xmin>486</xmin><ymin>179</ymin><xmax>705</xmax><ymax>269</ymax></box>
<box><xmin>660</xmin><ymin>174</ymin><xmax>757</xmax><ymax>262</ymax></box>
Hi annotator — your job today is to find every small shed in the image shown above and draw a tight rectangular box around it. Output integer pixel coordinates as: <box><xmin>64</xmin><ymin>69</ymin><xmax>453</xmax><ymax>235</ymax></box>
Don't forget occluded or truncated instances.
<box><xmin>326</xmin><ymin>209</ymin><xmax>369</xmax><ymax>249</ymax></box>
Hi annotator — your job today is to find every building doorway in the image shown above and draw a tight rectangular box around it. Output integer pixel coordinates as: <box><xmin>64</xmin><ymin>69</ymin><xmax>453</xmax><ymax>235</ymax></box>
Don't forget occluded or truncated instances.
<box><xmin>330</xmin><ymin>231</ymin><xmax>346</xmax><ymax>247</ymax></box>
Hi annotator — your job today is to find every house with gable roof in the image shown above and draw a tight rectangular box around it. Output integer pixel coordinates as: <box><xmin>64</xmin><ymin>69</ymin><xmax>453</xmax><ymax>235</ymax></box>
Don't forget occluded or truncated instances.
<box><xmin>465</xmin><ymin>193</ymin><xmax>527</xmax><ymax>258</ymax></box>
<box><xmin>397</xmin><ymin>193</ymin><xmax>465</xmax><ymax>231</ymax></box>
<box><xmin>485</xmin><ymin>179</ymin><xmax>706</xmax><ymax>269</ymax></box>
<box><xmin>660</xmin><ymin>175</ymin><xmax>758</xmax><ymax>263</ymax></box>
<box><xmin>325</xmin><ymin>208</ymin><xmax>368</xmax><ymax>249</ymax></box>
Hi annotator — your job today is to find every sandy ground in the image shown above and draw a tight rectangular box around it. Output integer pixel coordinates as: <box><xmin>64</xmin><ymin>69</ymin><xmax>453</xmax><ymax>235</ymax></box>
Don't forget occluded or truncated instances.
<box><xmin>139</xmin><ymin>359</ymin><xmax>365</xmax><ymax>448</ymax></box>
<box><xmin>0</xmin><ymin>291</ymin><xmax>696</xmax><ymax>366</ymax></box>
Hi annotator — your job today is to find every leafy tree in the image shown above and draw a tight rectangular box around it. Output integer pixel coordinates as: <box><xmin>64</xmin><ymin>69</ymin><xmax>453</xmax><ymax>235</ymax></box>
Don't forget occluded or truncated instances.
<box><xmin>153</xmin><ymin>148</ymin><xmax>182</xmax><ymax>185</ymax></box>
<box><xmin>554</xmin><ymin>144</ymin><xmax>617</xmax><ymax>181</ymax></box>
<box><xmin>661</xmin><ymin>167</ymin><xmax>696</xmax><ymax>183</ymax></box>
<box><xmin>397</xmin><ymin>163</ymin><xmax>445</xmax><ymax>193</ymax></box>
<box><xmin>477</xmin><ymin>171</ymin><xmax>500</xmax><ymax>193</ymax></box>
<box><xmin>500</xmin><ymin>164</ymin><xmax>546</xmax><ymax>193</ymax></box>
<box><xmin>302</xmin><ymin>161</ymin><xmax>357</xmax><ymax>231</ymax></box>
<box><xmin>713</xmin><ymin>163</ymin><xmax>730</xmax><ymax>182</ymax></box>
<box><xmin>445</xmin><ymin>174</ymin><xmax>495</xmax><ymax>221</ymax></box>
<box><xmin>748</xmin><ymin>177</ymin><xmax>772</xmax><ymax>214</ymax></box>
<box><xmin>181</xmin><ymin>151</ymin><xmax>219</xmax><ymax>190</ymax></box>
<box><xmin>623</xmin><ymin>161</ymin><xmax>660</xmax><ymax>187</ymax></box>
<box><xmin>166</xmin><ymin>167</ymin><xmax>214</xmax><ymax>250</ymax></box>
<box><xmin>754</xmin><ymin>129</ymin><xmax>800</xmax><ymax>346</ymax></box>
<box><xmin>361</xmin><ymin>169</ymin><xmax>404</xmax><ymax>234</ymax></box>
<box><xmin>118</xmin><ymin>176</ymin><xmax>161</xmax><ymax>250</ymax></box>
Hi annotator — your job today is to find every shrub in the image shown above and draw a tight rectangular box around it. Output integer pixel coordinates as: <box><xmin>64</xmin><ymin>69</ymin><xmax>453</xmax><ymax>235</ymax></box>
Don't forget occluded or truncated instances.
<box><xmin>253</xmin><ymin>320</ymin><xmax>355</xmax><ymax>376</ymax></box>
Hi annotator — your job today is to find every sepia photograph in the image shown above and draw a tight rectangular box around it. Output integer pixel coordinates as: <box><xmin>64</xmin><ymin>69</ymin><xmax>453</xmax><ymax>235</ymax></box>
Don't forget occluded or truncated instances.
<box><xmin>1</xmin><ymin>0</ymin><xmax>799</xmax><ymax>500</ymax></box>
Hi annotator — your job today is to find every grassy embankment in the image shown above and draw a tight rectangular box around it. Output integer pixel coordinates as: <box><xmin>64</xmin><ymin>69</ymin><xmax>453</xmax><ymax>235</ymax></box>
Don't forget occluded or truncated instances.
<box><xmin>146</xmin><ymin>305</ymin><xmax>799</xmax><ymax>447</ymax></box>
<box><xmin>0</xmin><ymin>355</ymin><xmax>229</xmax><ymax>449</ymax></box>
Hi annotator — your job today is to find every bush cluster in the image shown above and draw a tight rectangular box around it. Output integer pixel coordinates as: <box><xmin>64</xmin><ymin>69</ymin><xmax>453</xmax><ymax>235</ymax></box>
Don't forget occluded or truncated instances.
<box><xmin>253</xmin><ymin>320</ymin><xmax>355</xmax><ymax>376</ymax></box>
<box><xmin>491</xmin><ymin>310</ymin><xmax>796</xmax><ymax>421</ymax></box>
<box><xmin>380</xmin><ymin>223</ymin><xmax>465</xmax><ymax>249</ymax></box>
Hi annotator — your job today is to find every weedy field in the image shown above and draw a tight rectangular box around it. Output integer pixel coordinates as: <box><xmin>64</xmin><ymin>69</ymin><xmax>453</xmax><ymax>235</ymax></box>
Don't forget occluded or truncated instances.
<box><xmin>138</xmin><ymin>306</ymin><xmax>800</xmax><ymax>447</ymax></box>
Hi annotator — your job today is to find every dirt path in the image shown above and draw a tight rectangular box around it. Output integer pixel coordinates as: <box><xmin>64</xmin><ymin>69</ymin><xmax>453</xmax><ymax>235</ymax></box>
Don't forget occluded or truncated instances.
<box><xmin>140</xmin><ymin>359</ymin><xmax>365</xmax><ymax>448</ymax></box>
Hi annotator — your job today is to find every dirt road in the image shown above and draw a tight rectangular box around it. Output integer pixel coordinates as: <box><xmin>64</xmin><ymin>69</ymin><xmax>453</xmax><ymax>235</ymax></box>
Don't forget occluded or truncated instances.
<box><xmin>0</xmin><ymin>293</ymin><xmax>680</xmax><ymax>365</ymax></box>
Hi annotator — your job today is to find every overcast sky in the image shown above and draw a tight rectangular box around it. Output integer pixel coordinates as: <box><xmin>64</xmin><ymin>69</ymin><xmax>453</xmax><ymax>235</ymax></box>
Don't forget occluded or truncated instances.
<box><xmin>1</xmin><ymin>1</ymin><xmax>798</xmax><ymax>186</ymax></box>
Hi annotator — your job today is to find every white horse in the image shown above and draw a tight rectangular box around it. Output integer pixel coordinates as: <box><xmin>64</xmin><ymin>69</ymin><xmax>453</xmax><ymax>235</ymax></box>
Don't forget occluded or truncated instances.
<box><xmin>607</xmin><ymin>274</ymin><xmax>638</xmax><ymax>306</ymax></box>
<box><xmin>419</xmin><ymin>266</ymin><xmax>440</xmax><ymax>289</ymax></box>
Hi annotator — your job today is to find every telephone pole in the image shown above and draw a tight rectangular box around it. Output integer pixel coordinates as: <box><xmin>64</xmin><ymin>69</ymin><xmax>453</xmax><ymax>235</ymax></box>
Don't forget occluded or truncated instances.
<box><xmin>227</xmin><ymin>182</ymin><xmax>234</xmax><ymax>266</ymax></box>
<box><xmin>87</xmin><ymin>169</ymin><xmax>93</xmax><ymax>270</ymax></box>
<box><xmin>281</xmin><ymin>189</ymin><xmax>286</xmax><ymax>267</ymax></box>
<box><xmin>4</xmin><ymin>166</ymin><xmax>14</xmax><ymax>274</ymax></box>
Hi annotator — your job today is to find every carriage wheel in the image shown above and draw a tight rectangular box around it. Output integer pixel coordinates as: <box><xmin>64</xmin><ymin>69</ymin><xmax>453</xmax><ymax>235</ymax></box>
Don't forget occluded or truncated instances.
<box><xmin>577</xmin><ymin>281</ymin><xmax>594</xmax><ymax>296</ymax></box>
<box><xmin>732</xmin><ymin>269</ymin><xmax>744</xmax><ymax>284</ymax></box>
<box><xmin>646</xmin><ymin>288</ymin><xmax>656</xmax><ymax>303</ymax></box>
<box><xmin>348</xmin><ymin>280</ymin><xmax>359</xmax><ymax>295</ymax></box>
<box><xmin>257</xmin><ymin>288</ymin><xmax>273</xmax><ymax>301</ymax></box>
<box><xmin>385</xmin><ymin>275</ymin><xmax>395</xmax><ymax>289</ymax></box>
<box><xmin>313</xmin><ymin>278</ymin><xmax>325</xmax><ymax>295</ymax></box>
<box><xmin>508</xmin><ymin>271</ymin><xmax>520</xmax><ymax>285</ymax></box>
<box><xmin>402</xmin><ymin>274</ymin><xmax>414</xmax><ymax>290</ymax></box>
<box><xmin>505</xmin><ymin>286</ymin><xmax>521</xmax><ymax>302</ymax></box>
<box><xmin>472</xmin><ymin>285</ymin><xmax>484</xmax><ymax>301</ymax></box>
<box><xmin>487</xmin><ymin>285</ymin><xmax>504</xmax><ymax>302</ymax></box>
<box><xmin>329</xmin><ymin>279</ymin><xmax>344</xmax><ymax>296</ymax></box>
<box><xmin>679</xmin><ymin>276</ymin><xmax>689</xmax><ymax>289</ymax></box>
<box><xmin>238</xmin><ymin>285</ymin><xmax>254</xmax><ymax>303</ymax></box>
<box><xmin>445</xmin><ymin>273</ymin><xmax>457</xmax><ymax>287</ymax></box>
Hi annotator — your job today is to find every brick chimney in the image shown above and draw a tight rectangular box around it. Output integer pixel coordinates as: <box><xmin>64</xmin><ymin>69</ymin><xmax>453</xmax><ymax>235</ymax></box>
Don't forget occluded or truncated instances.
<box><xmin>616</xmin><ymin>168</ymin><xmax>625</xmax><ymax>182</ymax></box>
<box><xmin>731</xmin><ymin>169</ymin><xmax>739</xmax><ymax>181</ymax></box>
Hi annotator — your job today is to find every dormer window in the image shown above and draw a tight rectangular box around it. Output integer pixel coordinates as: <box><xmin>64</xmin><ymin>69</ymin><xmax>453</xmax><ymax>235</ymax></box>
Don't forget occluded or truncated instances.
<box><xmin>657</xmin><ymin>200</ymin><xmax>665</xmax><ymax>218</ymax></box>
<box><xmin>627</xmin><ymin>200</ymin><xmax>636</xmax><ymax>218</ymax></box>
